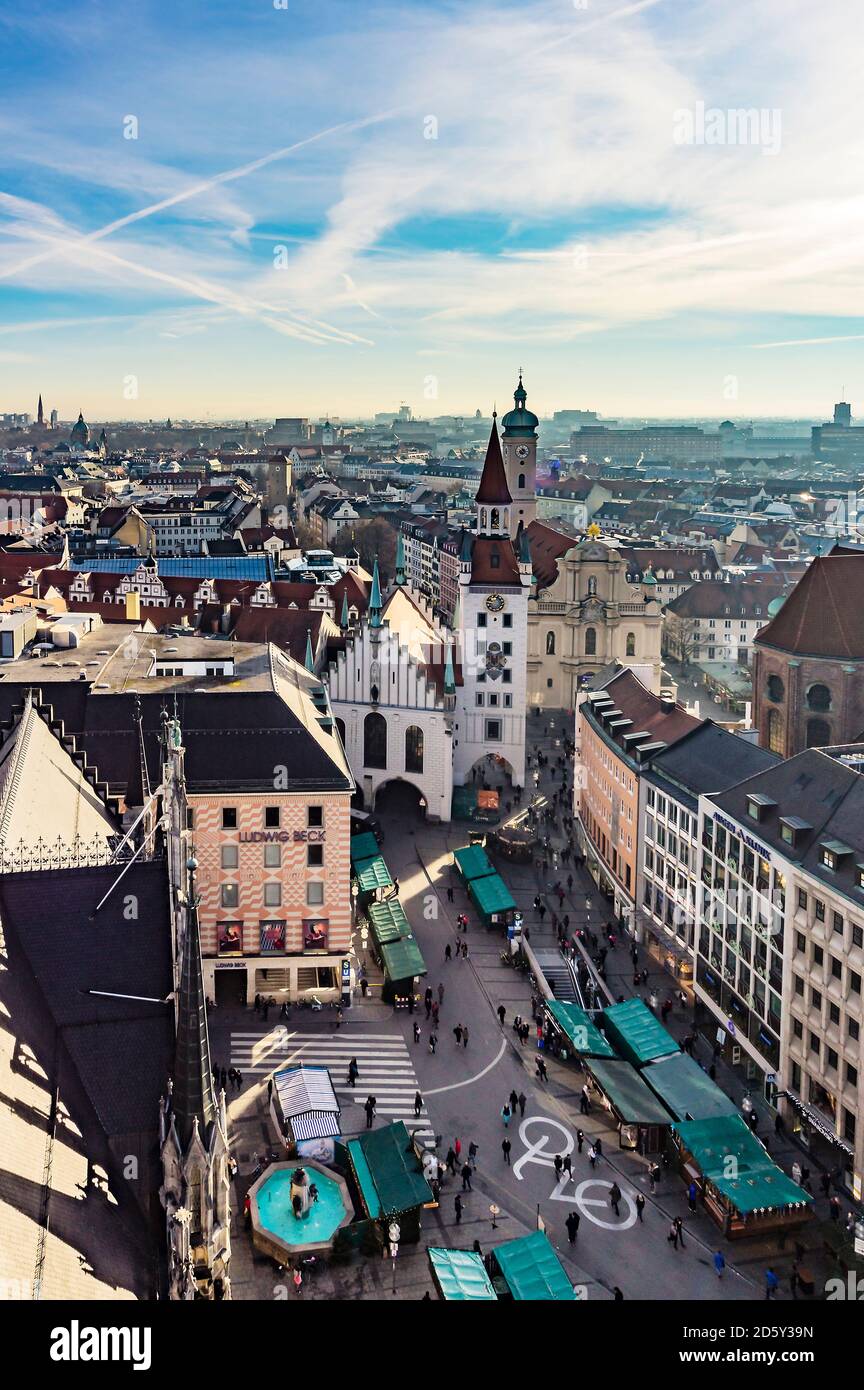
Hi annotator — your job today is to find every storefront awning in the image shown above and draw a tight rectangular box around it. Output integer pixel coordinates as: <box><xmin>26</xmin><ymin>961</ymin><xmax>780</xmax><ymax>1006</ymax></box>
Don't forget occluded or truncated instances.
<box><xmin>546</xmin><ymin>1000</ymin><xmax>616</xmax><ymax>1059</ymax></box>
<box><xmin>600</xmin><ymin>997</ymin><xmax>680</xmax><ymax>1067</ymax></box>
<box><xmin>428</xmin><ymin>1248</ymin><xmax>497</xmax><ymax>1301</ymax></box>
<box><xmin>350</xmin><ymin>832</ymin><xmax>380</xmax><ymax>865</ymax></box>
<box><xmin>781</xmin><ymin>1089</ymin><xmax>855</xmax><ymax>1155</ymax></box>
<box><xmin>380</xmin><ymin>935</ymin><xmax>427</xmax><ymax>983</ymax></box>
<box><xmin>354</xmin><ymin>854</ymin><xmax>394</xmax><ymax>894</ymax></box>
<box><xmin>584</xmin><ymin>1057</ymin><xmax>672</xmax><ymax>1125</ymax></box>
<box><xmin>643</xmin><ymin>1051</ymin><xmax>738</xmax><ymax>1122</ymax></box>
<box><xmin>368</xmin><ymin>897</ymin><xmax>411</xmax><ymax>946</ymax></box>
<box><xmin>468</xmin><ymin>871</ymin><xmax>516</xmax><ymax>919</ymax></box>
<box><xmin>672</xmin><ymin>1114</ymin><xmax>813</xmax><ymax>1215</ymax></box>
<box><xmin>453</xmin><ymin>844</ymin><xmax>494</xmax><ymax>882</ymax></box>
<box><xmin>493</xmin><ymin>1231</ymin><xmax>576</xmax><ymax>1301</ymax></box>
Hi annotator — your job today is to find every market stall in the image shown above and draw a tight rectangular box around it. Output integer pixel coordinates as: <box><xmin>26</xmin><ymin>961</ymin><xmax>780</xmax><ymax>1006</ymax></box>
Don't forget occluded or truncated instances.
<box><xmin>581</xmin><ymin>1056</ymin><xmax>672</xmax><ymax>1152</ymax></box>
<box><xmin>353</xmin><ymin>852</ymin><xmax>395</xmax><ymax>903</ymax></box>
<box><xmin>271</xmin><ymin>1064</ymin><xmax>341</xmax><ymax>1151</ymax></box>
<box><xmin>545</xmin><ymin>1000</ymin><xmax>616</xmax><ymax>1063</ymax></box>
<box><xmin>428</xmin><ymin>1248</ymin><xmax>497</xmax><ymax>1301</ymax></box>
<box><xmin>467</xmin><ymin>871</ymin><xmax>517</xmax><ymax>931</ymax></box>
<box><xmin>599</xmin><ymin>997</ymin><xmax>680</xmax><ymax>1068</ymax></box>
<box><xmin>453</xmin><ymin>843</ymin><xmax>495</xmax><ymax>884</ymax></box>
<box><xmin>671</xmin><ymin>1114</ymin><xmax>813</xmax><ymax>1239</ymax></box>
<box><xmin>346</xmin><ymin>1120</ymin><xmax>434</xmax><ymax>1244</ymax></box>
<box><xmin>490</xmin><ymin>1230</ymin><xmax>576</xmax><ymax>1301</ymax></box>
<box><xmin>643</xmin><ymin>1050</ymin><xmax>738</xmax><ymax>1123</ymax></box>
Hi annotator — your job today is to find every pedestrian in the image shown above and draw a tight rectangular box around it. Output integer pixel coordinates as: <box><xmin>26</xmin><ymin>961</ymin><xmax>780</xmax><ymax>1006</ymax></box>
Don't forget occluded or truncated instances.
<box><xmin>468</xmin><ymin>1141</ymin><xmax>478</xmax><ymax>1167</ymax></box>
<box><xmin>791</xmin><ymin>1160</ymin><xmax>802</xmax><ymax>1187</ymax></box>
<box><xmin>413</xmin><ymin>1021</ymin><xmax>421</xmax><ymax>1044</ymax></box>
<box><xmin>454</xmin><ymin>1023</ymin><xmax>463</xmax><ymax>1046</ymax></box>
<box><xmin>579</xmin><ymin>1084</ymin><xmax>590</xmax><ymax>1116</ymax></box>
<box><xmin>266</xmin><ymin>1076</ymin><xmax>273</xmax><ymax>1101</ymax></box>
<box><xmin>576</xmin><ymin>1128</ymin><xmax>584</xmax><ymax>1154</ymax></box>
<box><xmin>462</xmin><ymin>1025</ymin><xmax>469</xmax><ymax>1048</ymax></box>
<box><xmin>820</xmin><ymin>1171</ymin><xmax>831</xmax><ymax>1198</ymax></box>
<box><xmin>667</xmin><ymin>1220</ymin><xmax>680</xmax><ymax>1251</ymax></box>
<box><xmin>674</xmin><ymin>1215</ymin><xmax>685</xmax><ymax>1248</ymax></box>
<box><xmin>502</xmin><ymin>1138</ymin><xmax>512</xmax><ymax>1165</ymax></box>
<box><xmin>554</xmin><ymin>1153</ymin><xmax>564</xmax><ymax>1181</ymax></box>
<box><xmin>789</xmin><ymin>1262</ymin><xmax>799</xmax><ymax>1300</ymax></box>
<box><xmin>609</xmin><ymin>1182</ymin><xmax>622</xmax><ymax>1217</ymax></box>
<box><xmin>293</xmin><ymin>1267</ymin><xmax>303</xmax><ymax>1296</ymax></box>
<box><xmin>501</xmin><ymin>1103</ymin><xmax>511</xmax><ymax>1127</ymax></box>
<box><xmin>220</xmin><ymin>1067</ymin><xmax>227</xmax><ymax>1091</ymax></box>
<box><xmin>447</xmin><ymin>886</ymin><xmax>454</xmax><ymax>903</ymax></box>
<box><xmin>454</xmin><ymin>1194</ymin><xmax>463</xmax><ymax>1225</ymax></box>
<box><xmin>431</xmin><ymin>1001</ymin><xmax>440</xmax><ymax>1027</ymax></box>
<box><xmin>635</xmin><ymin>1194</ymin><xmax>645</xmax><ymax>1223</ymax></box>
<box><xmin>536</xmin><ymin>1057</ymin><xmax>548</xmax><ymax>1082</ymax></box>
<box><xmin>461</xmin><ymin>1162</ymin><xmax>473</xmax><ymax>1191</ymax></box>
<box><xmin>588</xmin><ymin>1144</ymin><xmax>597</xmax><ymax>1169</ymax></box>
<box><xmin>437</xmin><ymin>982</ymin><xmax>445</xmax><ymax>1007</ymax></box>
<box><xmin>613</xmin><ymin>1287</ymin><xmax>624</xmax><ymax>1301</ymax></box>
<box><xmin>364</xmin><ymin>1095</ymin><xmax>375</xmax><ymax>1129</ymax></box>
<box><xmin>429</xmin><ymin>1033</ymin><xmax>438</xmax><ymax>1054</ymax></box>
<box><xmin>713</xmin><ymin>1250</ymin><xmax>725</xmax><ymax>1279</ymax></box>
<box><xmin>445</xmin><ymin>944</ymin><xmax>452</xmax><ymax>962</ymax></box>
<box><xmin>765</xmin><ymin>1267</ymin><xmax>778</xmax><ymax>1300</ymax></box>
<box><xmin>347</xmin><ymin>1057</ymin><xmax>359</xmax><ymax>1088</ymax></box>
<box><xmin>414</xmin><ymin>1090</ymin><xmax>423</xmax><ymax>1118</ymax></box>
<box><xmin>594</xmin><ymin>1137</ymin><xmax>603</xmax><ymax>1163</ymax></box>
<box><xmin>497</xmin><ymin>1005</ymin><xmax>506</xmax><ymax>1026</ymax></box>
<box><xmin>566</xmin><ymin>1211</ymin><xmax>580</xmax><ymax>1244</ymax></box>
<box><xmin>687</xmin><ymin>1180</ymin><xmax>697</xmax><ymax>1213</ymax></box>
<box><xmin>562</xmin><ymin>1154</ymin><xmax>572</xmax><ymax>1180</ymax></box>
<box><xmin>454</xmin><ymin>1137</ymin><xmax>462</xmax><ymax>1162</ymax></box>
<box><xmin>231</xmin><ymin>1069</ymin><xmax>242</xmax><ymax>1094</ymax></box>
<box><xmin>518</xmin><ymin>1091</ymin><xmax>527</xmax><ymax>1117</ymax></box>
<box><xmin>830</xmin><ymin>1195</ymin><xmax>841</xmax><ymax>1223</ymax></box>
<box><xmin>509</xmin><ymin>1089</ymin><xmax>519</xmax><ymax>1115</ymax></box>
<box><xmin>446</xmin><ymin>1146</ymin><xmax>457</xmax><ymax>1175</ymax></box>
<box><xmin>461</xmin><ymin>940</ymin><xmax>469</xmax><ymax>960</ymax></box>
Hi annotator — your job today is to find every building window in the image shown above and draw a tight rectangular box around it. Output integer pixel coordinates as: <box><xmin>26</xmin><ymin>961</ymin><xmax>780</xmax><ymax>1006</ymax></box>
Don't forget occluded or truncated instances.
<box><xmin>807</xmin><ymin>683</ymin><xmax>831</xmax><ymax>712</ymax></box>
<box><xmin>405</xmin><ymin>725</ymin><xmax>424</xmax><ymax>774</ymax></box>
<box><xmin>265</xmin><ymin>806</ymin><xmax>280</xmax><ymax>828</ymax></box>
<box><xmin>264</xmin><ymin>843</ymin><xmax>281</xmax><ymax>868</ymax></box>
<box><xmin>264</xmin><ymin>882</ymin><xmax>282</xmax><ymax>907</ymax></box>
<box><xmin>625</xmin><ymin>631</ymin><xmax>635</xmax><ymax>657</ymax></box>
<box><xmin>364</xmin><ymin>711</ymin><xmax>387</xmax><ymax>769</ymax></box>
<box><xmin>518</xmin><ymin>473</ymin><xmax>525</xmax><ymax>489</ymax></box>
<box><xmin>797</xmin><ymin>889</ymin><xmax>807</xmax><ymax>910</ymax></box>
<box><xmin>767</xmin><ymin>708</ymin><xmax>784</xmax><ymax>755</ymax></box>
<box><xmin>767</xmin><ymin>674</ymin><xmax>784</xmax><ymax>702</ymax></box>
<box><xmin>307</xmin><ymin>844</ymin><xmax>323</xmax><ymax>867</ymax></box>
<box><xmin>585</xmin><ymin>627</ymin><xmax>597</xmax><ymax>656</ymax></box>
<box><xmin>476</xmin><ymin>694</ymin><xmax>485</xmax><ymax>706</ymax></box>
<box><xmin>221</xmin><ymin>845</ymin><xmax>238</xmax><ymax>870</ymax></box>
<box><xmin>815</xmin><ymin>899</ymin><xmax>825</xmax><ymax>922</ymax></box>
<box><xmin>306</xmin><ymin>881</ymin><xmax>324</xmax><ymax>906</ymax></box>
<box><xmin>221</xmin><ymin>883</ymin><xmax>239</xmax><ymax>909</ymax></box>
<box><xmin>222</xmin><ymin>807</ymin><xmax>237</xmax><ymax>829</ymax></box>
<box><xmin>806</xmin><ymin>718</ymin><xmax>831</xmax><ymax>748</ymax></box>
<box><xmin>503</xmin><ymin>613</ymin><xmax>512</xmax><ymax>628</ymax></box>
<box><xmin>485</xmin><ymin>719</ymin><xmax>502</xmax><ymax>742</ymax></box>
<box><xmin>308</xmin><ymin>805</ymin><xmax>323</xmax><ymax>827</ymax></box>
<box><xmin>546</xmin><ymin>630</ymin><xmax>555</xmax><ymax>655</ymax></box>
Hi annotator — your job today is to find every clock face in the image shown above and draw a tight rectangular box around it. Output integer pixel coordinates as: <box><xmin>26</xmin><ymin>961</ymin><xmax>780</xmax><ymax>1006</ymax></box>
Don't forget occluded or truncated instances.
<box><xmin>486</xmin><ymin>593</ymin><xmax>505</xmax><ymax>612</ymax></box>
<box><xmin>515</xmin><ymin>444</ymin><xmax>530</xmax><ymax>459</ymax></box>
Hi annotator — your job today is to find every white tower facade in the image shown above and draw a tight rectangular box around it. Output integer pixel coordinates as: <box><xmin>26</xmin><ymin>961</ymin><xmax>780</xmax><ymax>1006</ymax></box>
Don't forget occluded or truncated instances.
<box><xmin>453</xmin><ymin>418</ymin><xmax>530</xmax><ymax>789</ymax></box>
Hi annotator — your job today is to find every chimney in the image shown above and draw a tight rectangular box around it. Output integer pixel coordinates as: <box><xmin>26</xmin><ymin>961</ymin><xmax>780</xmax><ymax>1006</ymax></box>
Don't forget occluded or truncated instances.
<box><xmin>660</xmin><ymin>695</ymin><xmax>675</xmax><ymax>713</ymax></box>
<box><xmin>125</xmin><ymin>590</ymin><xmax>141</xmax><ymax>622</ymax></box>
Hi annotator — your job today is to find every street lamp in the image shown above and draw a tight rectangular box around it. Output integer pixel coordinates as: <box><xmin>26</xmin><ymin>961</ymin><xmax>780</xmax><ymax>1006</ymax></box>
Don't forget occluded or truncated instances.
<box><xmin>388</xmin><ymin>1221</ymin><xmax>401</xmax><ymax>1294</ymax></box>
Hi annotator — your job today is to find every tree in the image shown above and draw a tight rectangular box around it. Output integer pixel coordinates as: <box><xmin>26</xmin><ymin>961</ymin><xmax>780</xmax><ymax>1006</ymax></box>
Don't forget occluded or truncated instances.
<box><xmin>335</xmin><ymin>518</ymin><xmax>398</xmax><ymax>583</ymax></box>
<box><xmin>293</xmin><ymin>520</ymin><xmax>319</xmax><ymax>551</ymax></box>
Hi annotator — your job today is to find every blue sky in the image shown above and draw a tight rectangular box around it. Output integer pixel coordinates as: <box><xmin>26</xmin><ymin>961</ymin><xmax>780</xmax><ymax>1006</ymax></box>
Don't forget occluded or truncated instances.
<box><xmin>0</xmin><ymin>0</ymin><xmax>862</xmax><ymax>420</ymax></box>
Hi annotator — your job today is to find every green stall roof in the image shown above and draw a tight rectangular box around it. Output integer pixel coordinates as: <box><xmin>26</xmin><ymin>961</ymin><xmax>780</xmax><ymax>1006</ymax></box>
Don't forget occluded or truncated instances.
<box><xmin>453</xmin><ymin>844</ymin><xmax>494</xmax><ymax>882</ymax></box>
<box><xmin>347</xmin><ymin>1121</ymin><xmax>433</xmax><ymax>1218</ymax></box>
<box><xmin>672</xmin><ymin>1114</ymin><xmax>813</xmax><ymax>1215</ymax></box>
<box><xmin>368</xmin><ymin>898</ymin><xmax>411</xmax><ymax>946</ymax></box>
<box><xmin>350</xmin><ymin>832</ymin><xmax>380</xmax><ymax>865</ymax></box>
<box><xmin>380</xmin><ymin>935</ymin><xmax>427</xmax><ymax>983</ymax></box>
<box><xmin>468</xmin><ymin>871</ymin><xmax>516</xmax><ymax>919</ymax></box>
<box><xmin>354</xmin><ymin>854</ymin><xmax>394</xmax><ymax>894</ymax></box>
<box><xmin>493</xmin><ymin>1231</ymin><xmax>576</xmax><ymax>1301</ymax></box>
<box><xmin>546</xmin><ymin>1001</ymin><xmax>616</xmax><ymax>1059</ymax></box>
<box><xmin>584</xmin><ymin>1057</ymin><xmax>673</xmax><ymax>1125</ymax></box>
<box><xmin>428</xmin><ymin>1248</ymin><xmax>497</xmax><ymax>1301</ymax></box>
<box><xmin>644</xmin><ymin>1051</ymin><xmax>738</xmax><ymax>1122</ymax></box>
<box><xmin>600</xmin><ymin>997</ymin><xmax>680</xmax><ymax>1067</ymax></box>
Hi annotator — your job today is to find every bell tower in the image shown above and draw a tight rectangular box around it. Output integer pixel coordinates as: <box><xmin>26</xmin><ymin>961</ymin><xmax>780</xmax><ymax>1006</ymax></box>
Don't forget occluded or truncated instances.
<box><xmin>500</xmin><ymin>372</ymin><xmax>538</xmax><ymax>535</ymax></box>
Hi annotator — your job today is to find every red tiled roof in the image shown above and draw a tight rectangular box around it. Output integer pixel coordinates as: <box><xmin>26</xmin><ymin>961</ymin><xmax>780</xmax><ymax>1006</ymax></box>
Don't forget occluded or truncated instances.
<box><xmin>589</xmin><ymin>667</ymin><xmax>701</xmax><ymax>748</ymax></box>
<box><xmin>754</xmin><ymin>553</ymin><xmax>864</xmax><ymax>659</ymax></box>
<box><xmin>525</xmin><ymin>519</ymin><xmax>576</xmax><ymax>589</ymax></box>
<box><xmin>470</xmin><ymin>536</ymin><xmax>521</xmax><ymax>585</ymax></box>
<box><xmin>474</xmin><ymin>422</ymin><xmax>512</xmax><ymax>505</ymax></box>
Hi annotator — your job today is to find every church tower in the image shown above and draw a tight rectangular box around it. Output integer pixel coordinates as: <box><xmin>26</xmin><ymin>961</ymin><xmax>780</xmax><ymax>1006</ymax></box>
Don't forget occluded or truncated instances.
<box><xmin>453</xmin><ymin>416</ymin><xmax>530</xmax><ymax>789</ymax></box>
<box><xmin>500</xmin><ymin>373</ymin><xmax>539</xmax><ymax>534</ymax></box>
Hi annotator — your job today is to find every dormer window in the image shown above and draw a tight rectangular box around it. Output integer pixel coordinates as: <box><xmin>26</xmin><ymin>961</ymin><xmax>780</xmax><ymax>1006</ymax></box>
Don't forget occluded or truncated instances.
<box><xmin>746</xmin><ymin>793</ymin><xmax>775</xmax><ymax>822</ymax></box>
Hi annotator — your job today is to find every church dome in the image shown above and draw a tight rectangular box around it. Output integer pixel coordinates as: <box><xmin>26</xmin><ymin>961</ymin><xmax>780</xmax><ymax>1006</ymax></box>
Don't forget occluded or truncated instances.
<box><xmin>767</xmin><ymin>594</ymin><xmax>786</xmax><ymax>617</ymax></box>
<box><xmin>70</xmin><ymin>411</ymin><xmax>90</xmax><ymax>446</ymax></box>
<box><xmin>500</xmin><ymin>375</ymin><xmax>539</xmax><ymax>437</ymax></box>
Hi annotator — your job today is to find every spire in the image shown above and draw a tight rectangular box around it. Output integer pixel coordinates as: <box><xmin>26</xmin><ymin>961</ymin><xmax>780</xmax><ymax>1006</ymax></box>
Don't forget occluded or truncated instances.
<box><xmin>172</xmin><ymin>857</ymin><xmax>216</xmax><ymax>1149</ymax></box>
<box><xmin>475</xmin><ymin>416</ymin><xmax>512</xmax><ymax>505</ymax></box>
<box><xmin>443</xmin><ymin>640</ymin><xmax>456</xmax><ymax>697</ymax></box>
<box><xmin>340</xmin><ymin>589</ymin><xmax>350</xmax><ymax>629</ymax></box>
<box><xmin>304</xmin><ymin>627</ymin><xmax>315</xmax><ymax>671</ymax></box>
<box><xmin>395</xmin><ymin>531</ymin><xmax>406</xmax><ymax>586</ymax></box>
<box><xmin>37</xmin><ymin>393</ymin><xmax>44</xmax><ymax>425</ymax></box>
<box><xmin>369</xmin><ymin>557</ymin><xmax>382</xmax><ymax>628</ymax></box>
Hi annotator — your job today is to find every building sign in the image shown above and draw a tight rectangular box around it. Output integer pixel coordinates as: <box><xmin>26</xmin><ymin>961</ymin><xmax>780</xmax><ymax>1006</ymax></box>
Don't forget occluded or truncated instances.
<box><xmin>302</xmin><ymin>918</ymin><xmax>329</xmax><ymax>951</ymax></box>
<box><xmin>260</xmin><ymin>920</ymin><xmax>286</xmax><ymax>953</ymax></box>
<box><xmin>713</xmin><ymin>813</ymin><xmax>771</xmax><ymax>862</ymax></box>
<box><xmin>217</xmin><ymin>921</ymin><xmax>243</xmax><ymax>955</ymax></box>
<box><xmin>238</xmin><ymin>830</ymin><xmax>326</xmax><ymax>844</ymax></box>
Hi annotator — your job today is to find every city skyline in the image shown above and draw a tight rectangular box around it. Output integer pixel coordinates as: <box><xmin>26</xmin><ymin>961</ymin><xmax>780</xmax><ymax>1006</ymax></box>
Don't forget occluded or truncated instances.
<box><xmin>1</xmin><ymin>0</ymin><xmax>862</xmax><ymax>418</ymax></box>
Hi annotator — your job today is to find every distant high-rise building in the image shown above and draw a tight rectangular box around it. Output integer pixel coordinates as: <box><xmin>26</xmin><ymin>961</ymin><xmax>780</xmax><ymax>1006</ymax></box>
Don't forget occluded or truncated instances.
<box><xmin>834</xmin><ymin>400</ymin><xmax>852</xmax><ymax>427</ymax></box>
<box><xmin>50</xmin><ymin>408</ymin><xmax>58</xmax><ymax>429</ymax></box>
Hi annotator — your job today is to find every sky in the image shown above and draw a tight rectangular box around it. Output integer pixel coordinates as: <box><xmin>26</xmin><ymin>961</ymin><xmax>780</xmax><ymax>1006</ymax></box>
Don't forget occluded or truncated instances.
<box><xmin>0</xmin><ymin>0</ymin><xmax>862</xmax><ymax>422</ymax></box>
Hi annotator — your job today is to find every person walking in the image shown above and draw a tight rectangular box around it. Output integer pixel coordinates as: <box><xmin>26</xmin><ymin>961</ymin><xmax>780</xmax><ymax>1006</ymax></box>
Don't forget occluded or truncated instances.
<box><xmin>413</xmin><ymin>1021</ymin><xmax>421</xmax><ymax>1044</ymax></box>
<box><xmin>447</xmin><ymin>886</ymin><xmax>454</xmax><ymax>903</ymax></box>
<box><xmin>462</xmin><ymin>1025</ymin><xmax>469</xmax><ymax>1049</ymax></box>
<box><xmin>687</xmin><ymin>1180</ymin><xmax>697</xmax><ymax>1213</ymax></box>
<box><xmin>437</xmin><ymin>981</ymin><xmax>445</xmax><ymax>1006</ymax></box>
<box><xmin>501</xmin><ymin>1103</ymin><xmax>512</xmax><ymax>1127</ymax></box>
<box><xmin>429</xmin><ymin>1033</ymin><xmax>438</xmax><ymax>1054</ymax></box>
<box><xmin>468</xmin><ymin>1141</ymin><xmax>478</xmax><ymax>1168</ymax></box>
<box><xmin>713</xmin><ymin>1250</ymin><xmax>726</xmax><ymax>1280</ymax></box>
<box><xmin>635</xmin><ymin>1193</ymin><xmax>645</xmax><ymax>1223</ymax></box>
<box><xmin>565</xmin><ymin>1211</ymin><xmax>580</xmax><ymax>1244</ymax></box>
<box><xmin>588</xmin><ymin>1144</ymin><xmax>597</xmax><ymax>1170</ymax></box>
<box><xmin>364</xmin><ymin>1095</ymin><xmax>375</xmax><ymax>1129</ymax></box>
<box><xmin>580</xmin><ymin>1084</ymin><xmax>591</xmax><ymax>1116</ymax></box>
<box><xmin>414</xmin><ymin>1090</ymin><xmax>423</xmax><ymax>1118</ymax></box>
<box><xmin>445</xmin><ymin>943</ymin><xmax>452</xmax><ymax>962</ymax></box>
<box><xmin>454</xmin><ymin>1023</ymin><xmax>463</xmax><ymax>1047</ymax></box>
<box><xmin>830</xmin><ymin>1195</ymin><xmax>842</xmax><ymax>1223</ymax></box>
<box><xmin>497</xmin><ymin>1005</ymin><xmax>506</xmax><ymax>1026</ymax></box>
<box><xmin>461</xmin><ymin>1162</ymin><xmax>473</xmax><ymax>1191</ymax></box>
<box><xmin>502</xmin><ymin>1138</ymin><xmax>512</xmax><ymax>1165</ymax></box>
<box><xmin>454</xmin><ymin>1194</ymin><xmax>463</xmax><ymax>1225</ymax></box>
<box><xmin>518</xmin><ymin>1091</ymin><xmax>527</xmax><ymax>1117</ymax></box>
<box><xmin>673</xmin><ymin>1215</ymin><xmax>685</xmax><ymax>1248</ymax></box>
<box><xmin>594</xmin><ymin>1137</ymin><xmax>603</xmax><ymax>1164</ymax></box>
<box><xmin>649</xmin><ymin>1162</ymin><xmax>659</xmax><ymax>1193</ymax></box>
<box><xmin>347</xmin><ymin>1057</ymin><xmax>359</xmax><ymax>1088</ymax></box>
<box><xmin>461</xmin><ymin>940</ymin><xmax>470</xmax><ymax>961</ymax></box>
<box><xmin>554</xmin><ymin>1153</ymin><xmax>564</xmax><ymax>1182</ymax></box>
<box><xmin>509</xmin><ymin>1089</ymin><xmax>519</xmax><ymax>1116</ymax></box>
<box><xmin>536</xmin><ymin>1057</ymin><xmax>548</xmax><ymax>1083</ymax></box>
<box><xmin>562</xmin><ymin>1154</ymin><xmax>573</xmax><ymax>1181</ymax></box>
<box><xmin>789</xmin><ymin>1262</ymin><xmax>800</xmax><ymax>1300</ymax></box>
<box><xmin>609</xmin><ymin>1182</ymin><xmax>622</xmax><ymax>1217</ymax></box>
<box><xmin>765</xmin><ymin>1267</ymin><xmax>779</xmax><ymax>1300</ymax></box>
<box><xmin>446</xmin><ymin>1146</ymin><xmax>457</xmax><ymax>1175</ymax></box>
<box><xmin>667</xmin><ymin>1219</ymin><xmax>681</xmax><ymax>1251</ymax></box>
<box><xmin>576</xmin><ymin>1128</ymin><xmax>584</xmax><ymax>1154</ymax></box>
